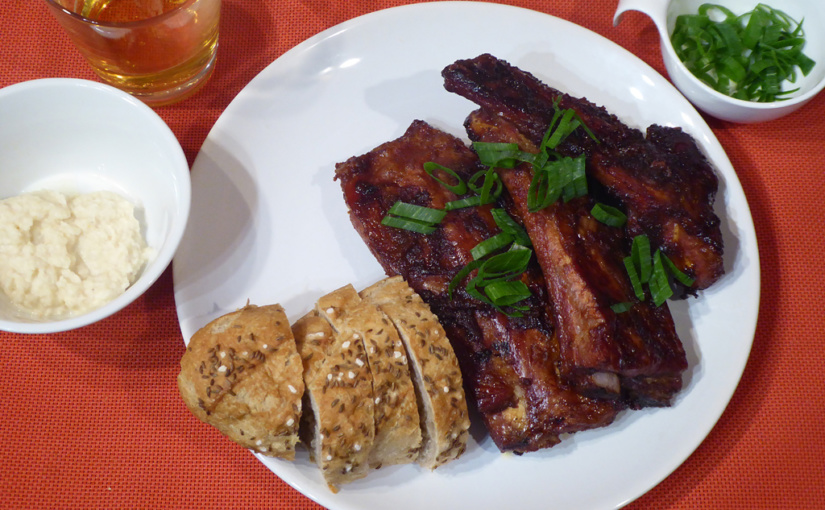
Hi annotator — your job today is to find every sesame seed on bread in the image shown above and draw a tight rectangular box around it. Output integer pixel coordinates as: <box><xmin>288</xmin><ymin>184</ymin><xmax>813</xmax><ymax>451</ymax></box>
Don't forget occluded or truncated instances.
<box><xmin>292</xmin><ymin>310</ymin><xmax>374</xmax><ymax>490</ymax></box>
<box><xmin>177</xmin><ymin>304</ymin><xmax>304</xmax><ymax>460</ymax></box>
<box><xmin>316</xmin><ymin>284</ymin><xmax>422</xmax><ymax>469</ymax></box>
<box><xmin>360</xmin><ymin>276</ymin><xmax>470</xmax><ymax>469</ymax></box>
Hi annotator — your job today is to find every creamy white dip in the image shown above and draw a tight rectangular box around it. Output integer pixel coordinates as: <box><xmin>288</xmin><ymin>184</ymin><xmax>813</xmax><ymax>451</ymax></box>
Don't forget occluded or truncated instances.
<box><xmin>0</xmin><ymin>190</ymin><xmax>153</xmax><ymax>318</ymax></box>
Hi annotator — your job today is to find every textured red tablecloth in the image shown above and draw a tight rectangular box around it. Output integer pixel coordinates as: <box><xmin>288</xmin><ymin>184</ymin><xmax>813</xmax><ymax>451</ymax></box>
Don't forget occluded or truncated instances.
<box><xmin>1</xmin><ymin>1</ymin><xmax>823</xmax><ymax>509</ymax></box>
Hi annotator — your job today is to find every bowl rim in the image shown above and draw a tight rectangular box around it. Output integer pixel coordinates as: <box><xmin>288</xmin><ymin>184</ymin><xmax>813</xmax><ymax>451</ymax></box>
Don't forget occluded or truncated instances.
<box><xmin>0</xmin><ymin>78</ymin><xmax>191</xmax><ymax>334</ymax></box>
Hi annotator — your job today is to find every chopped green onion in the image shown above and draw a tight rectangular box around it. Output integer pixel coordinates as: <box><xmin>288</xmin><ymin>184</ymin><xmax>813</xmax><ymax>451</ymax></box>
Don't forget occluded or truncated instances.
<box><xmin>423</xmin><ymin>162</ymin><xmax>467</xmax><ymax>195</ymax></box>
<box><xmin>623</xmin><ymin>256</ymin><xmax>646</xmax><ymax>301</ymax></box>
<box><xmin>382</xmin><ymin>201</ymin><xmax>446</xmax><ymax>234</ymax></box>
<box><xmin>472</xmin><ymin>142</ymin><xmax>522</xmax><ymax>168</ymax></box>
<box><xmin>484</xmin><ymin>280</ymin><xmax>532</xmax><ymax>307</ymax></box>
<box><xmin>671</xmin><ymin>3</ymin><xmax>816</xmax><ymax>102</ymax></box>
<box><xmin>591</xmin><ymin>203</ymin><xmax>627</xmax><ymax>227</ymax></box>
<box><xmin>477</xmin><ymin>248</ymin><xmax>532</xmax><ymax>281</ymax></box>
<box><xmin>448</xmin><ymin>259</ymin><xmax>483</xmax><ymax>299</ymax></box>
<box><xmin>660</xmin><ymin>252</ymin><xmax>697</xmax><ymax>287</ymax></box>
<box><xmin>444</xmin><ymin>195</ymin><xmax>483</xmax><ymax>211</ymax></box>
<box><xmin>491</xmin><ymin>208</ymin><xmax>532</xmax><ymax>247</ymax></box>
<box><xmin>479</xmin><ymin>167</ymin><xmax>502</xmax><ymax>205</ymax></box>
<box><xmin>610</xmin><ymin>301</ymin><xmax>634</xmax><ymax>314</ymax></box>
<box><xmin>381</xmin><ymin>215</ymin><xmax>437</xmax><ymax>235</ymax></box>
<box><xmin>471</xmin><ymin>232</ymin><xmax>513</xmax><ymax>260</ymax></box>
<box><xmin>560</xmin><ymin>155</ymin><xmax>588</xmax><ymax>203</ymax></box>
<box><xmin>631</xmin><ymin>235</ymin><xmax>652</xmax><ymax>284</ymax></box>
<box><xmin>386</xmin><ymin>201</ymin><xmax>446</xmax><ymax>224</ymax></box>
<box><xmin>649</xmin><ymin>250</ymin><xmax>674</xmax><ymax>307</ymax></box>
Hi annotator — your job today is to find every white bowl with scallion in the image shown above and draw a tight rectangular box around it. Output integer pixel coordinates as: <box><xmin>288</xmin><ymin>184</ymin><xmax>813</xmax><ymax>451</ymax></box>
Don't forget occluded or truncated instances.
<box><xmin>614</xmin><ymin>0</ymin><xmax>825</xmax><ymax>122</ymax></box>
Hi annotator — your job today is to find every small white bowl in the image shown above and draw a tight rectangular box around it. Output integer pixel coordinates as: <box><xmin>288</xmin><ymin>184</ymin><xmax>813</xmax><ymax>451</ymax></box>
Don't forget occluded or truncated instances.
<box><xmin>615</xmin><ymin>0</ymin><xmax>825</xmax><ymax>123</ymax></box>
<box><xmin>0</xmin><ymin>78</ymin><xmax>191</xmax><ymax>333</ymax></box>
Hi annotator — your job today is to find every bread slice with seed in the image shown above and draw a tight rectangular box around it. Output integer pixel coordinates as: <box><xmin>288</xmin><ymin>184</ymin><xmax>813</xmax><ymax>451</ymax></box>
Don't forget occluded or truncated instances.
<box><xmin>360</xmin><ymin>276</ymin><xmax>471</xmax><ymax>469</ymax></box>
<box><xmin>292</xmin><ymin>310</ymin><xmax>374</xmax><ymax>490</ymax></box>
<box><xmin>177</xmin><ymin>304</ymin><xmax>304</xmax><ymax>460</ymax></box>
<box><xmin>317</xmin><ymin>284</ymin><xmax>422</xmax><ymax>468</ymax></box>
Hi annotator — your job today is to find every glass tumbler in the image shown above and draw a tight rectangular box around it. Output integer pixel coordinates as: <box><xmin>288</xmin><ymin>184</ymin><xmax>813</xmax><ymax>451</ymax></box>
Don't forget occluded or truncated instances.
<box><xmin>43</xmin><ymin>0</ymin><xmax>221</xmax><ymax>107</ymax></box>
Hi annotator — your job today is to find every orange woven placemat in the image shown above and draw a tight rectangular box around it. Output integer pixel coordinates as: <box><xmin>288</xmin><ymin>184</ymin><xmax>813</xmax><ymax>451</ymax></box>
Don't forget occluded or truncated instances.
<box><xmin>1</xmin><ymin>1</ymin><xmax>823</xmax><ymax>509</ymax></box>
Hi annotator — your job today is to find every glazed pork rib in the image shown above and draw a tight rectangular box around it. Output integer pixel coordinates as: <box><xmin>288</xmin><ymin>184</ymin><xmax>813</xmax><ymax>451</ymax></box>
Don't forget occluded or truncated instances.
<box><xmin>442</xmin><ymin>53</ymin><xmax>724</xmax><ymax>293</ymax></box>
<box><xmin>334</xmin><ymin>120</ymin><xmax>618</xmax><ymax>452</ymax></box>
<box><xmin>465</xmin><ymin>108</ymin><xmax>686</xmax><ymax>406</ymax></box>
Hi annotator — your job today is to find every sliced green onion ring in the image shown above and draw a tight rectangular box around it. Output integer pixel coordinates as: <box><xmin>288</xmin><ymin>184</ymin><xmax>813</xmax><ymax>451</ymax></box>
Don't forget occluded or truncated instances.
<box><xmin>491</xmin><ymin>208</ymin><xmax>532</xmax><ymax>247</ymax></box>
<box><xmin>471</xmin><ymin>232</ymin><xmax>514</xmax><ymax>260</ymax></box>
<box><xmin>623</xmin><ymin>256</ymin><xmax>646</xmax><ymax>301</ymax></box>
<box><xmin>661</xmin><ymin>252</ymin><xmax>697</xmax><ymax>287</ymax></box>
<box><xmin>444</xmin><ymin>195</ymin><xmax>483</xmax><ymax>211</ymax></box>
<box><xmin>631</xmin><ymin>235</ymin><xmax>653</xmax><ymax>284</ymax></box>
<box><xmin>387</xmin><ymin>201</ymin><xmax>446</xmax><ymax>224</ymax></box>
<box><xmin>649</xmin><ymin>250</ymin><xmax>674</xmax><ymax>307</ymax></box>
<box><xmin>591</xmin><ymin>203</ymin><xmax>628</xmax><ymax>227</ymax></box>
<box><xmin>423</xmin><ymin>162</ymin><xmax>467</xmax><ymax>195</ymax></box>
<box><xmin>381</xmin><ymin>216</ymin><xmax>437</xmax><ymax>235</ymax></box>
<box><xmin>610</xmin><ymin>301</ymin><xmax>634</xmax><ymax>314</ymax></box>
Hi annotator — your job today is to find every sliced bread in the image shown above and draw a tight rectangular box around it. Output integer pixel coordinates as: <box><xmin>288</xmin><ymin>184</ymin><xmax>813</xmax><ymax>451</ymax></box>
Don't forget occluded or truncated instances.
<box><xmin>292</xmin><ymin>310</ymin><xmax>374</xmax><ymax>490</ymax></box>
<box><xmin>360</xmin><ymin>276</ymin><xmax>470</xmax><ymax>469</ymax></box>
<box><xmin>316</xmin><ymin>284</ymin><xmax>422</xmax><ymax>468</ymax></box>
<box><xmin>177</xmin><ymin>304</ymin><xmax>304</xmax><ymax>460</ymax></box>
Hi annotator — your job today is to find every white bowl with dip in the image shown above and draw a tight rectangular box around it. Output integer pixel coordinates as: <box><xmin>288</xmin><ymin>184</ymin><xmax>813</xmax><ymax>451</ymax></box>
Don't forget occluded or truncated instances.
<box><xmin>0</xmin><ymin>78</ymin><xmax>191</xmax><ymax>333</ymax></box>
<box><xmin>614</xmin><ymin>0</ymin><xmax>825</xmax><ymax>123</ymax></box>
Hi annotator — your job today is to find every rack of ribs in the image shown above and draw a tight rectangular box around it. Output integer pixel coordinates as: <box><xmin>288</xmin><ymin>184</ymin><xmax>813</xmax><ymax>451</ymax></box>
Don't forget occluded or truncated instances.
<box><xmin>442</xmin><ymin>53</ymin><xmax>724</xmax><ymax>293</ymax></box>
<box><xmin>464</xmin><ymin>108</ymin><xmax>687</xmax><ymax>406</ymax></box>
<box><xmin>334</xmin><ymin>120</ymin><xmax>618</xmax><ymax>453</ymax></box>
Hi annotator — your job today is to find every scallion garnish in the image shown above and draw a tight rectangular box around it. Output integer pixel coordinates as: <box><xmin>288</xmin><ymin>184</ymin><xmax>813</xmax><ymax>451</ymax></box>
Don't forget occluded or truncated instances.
<box><xmin>449</xmin><ymin>244</ymin><xmax>534</xmax><ymax>316</ymax></box>
<box><xmin>661</xmin><ymin>252</ymin><xmax>697</xmax><ymax>287</ymax></box>
<box><xmin>381</xmin><ymin>201</ymin><xmax>446</xmax><ymax>234</ymax></box>
<box><xmin>491</xmin><ymin>208</ymin><xmax>532</xmax><ymax>247</ymax></box>
<box><xmin>471</xmin><ymin>232</ymin><xmax>514</xmax><ymax>260</ymax></box>
<box><xmin>619</xmin><ymin>234</ymin><xmax>698</xmax><ymax>308</ymax></box>
<box><xmin>649</xmin><ymin>251</ymin><xmax>674</xmax><ymax>307</ymax></box>
<box><xmin>423</xmin><ymin>162</ymin><xmax>467</xmax><ymax>195</ymax></box>
<box><xmin>623</xmin><ymin>256</ymin><xmax>645</xmax><ymax>301</ymax></box>
<box><xmin>631</xmin><ymin>235</ymin><xmax>652</xmax><ymax>284</ymax></box>
<box><xmin>671</xmin><ymin>3</ymin><xmax>815</xmax><ymax>102</ymax></box>
<box><xmin>444</xmin><ymin>195</ymin><xmax>483</xmax><ymax>211</ymax></box>
<box><xmin>610</xmin><ymin>301</ymin><xmax>634</xmax><ymax>314</ymax></box>
<box><xmin>381</xmin><ymin>215</ymin><xmax>437</xmax><ymax>235</ymax></box>
<box><xmin>590</xmin><ymin>203</ymin><xmax>627</xmax><ymax>227</ymax></box>
<box><xmin>473</xmin><ymin>142</ymin><xmax>521</xmax><ymax>168</ymax></box>
<box><xmin>386</xmin><ymin>201</ymin><xmax>446</xmax><ymax>224</ymax></box>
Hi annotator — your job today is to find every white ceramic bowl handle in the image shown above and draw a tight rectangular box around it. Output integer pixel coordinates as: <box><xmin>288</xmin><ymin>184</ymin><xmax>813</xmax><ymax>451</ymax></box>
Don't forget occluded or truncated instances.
<box><xmin>613</xmin><ymin>0</ymin><xmax>668</xmax><ymax>32</ymax></box>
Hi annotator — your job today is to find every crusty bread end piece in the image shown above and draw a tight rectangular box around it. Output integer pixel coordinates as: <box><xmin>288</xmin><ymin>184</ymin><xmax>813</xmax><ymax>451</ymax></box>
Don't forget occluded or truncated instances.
<box><xmin>317</xmin><ymin>284</ymin><xmax>422</xmax><ymax>469</ymax></box>
<box><xmin>178</xmin><ymin>304</ymin><xmax>303</xmax><ymax>460</ymax></box>
<box><xmin>292</xmin><ymin>310</ymin><xmax>374</xmax><ymax>490</ymax></box>
<box><xmin>361</xmin><ymin>276</ymin><xmax>470</xmax><ymax>469</ymax></box>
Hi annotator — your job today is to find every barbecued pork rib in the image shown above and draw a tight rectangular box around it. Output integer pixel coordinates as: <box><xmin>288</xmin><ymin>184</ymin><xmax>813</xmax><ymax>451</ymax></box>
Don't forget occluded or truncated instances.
<box><xmin>442</xmin><ymin>53</ymin><xmax>724</xmax><ymax>293</ymax></box>
<box><xmin>465</xmin><ymin>108</ymin><xmax>687</xmax><ymax>407</ymax></box>
<box><xmin>334</xmin><ymin>120</ymin><xmax>618</xmax><ymax>452</ymax></box>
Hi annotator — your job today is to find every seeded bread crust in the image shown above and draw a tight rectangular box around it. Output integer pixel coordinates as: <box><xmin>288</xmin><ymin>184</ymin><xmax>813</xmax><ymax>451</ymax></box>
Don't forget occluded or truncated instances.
<box><xmin>360</xmin><ymin>276</ymin><xmax>471</xmax><ymax>469</ymax></box>
<box><xmin>178</xmin><ymin>304</ymin><xmax>304</xmax><ymax>460</ymax></box>
<box><xmin>317</xmin><ymin>284</ymin><xmax>422</xmax><ymax>468</ymax></box>
<box><xmin>292</xmin><ymin>311</ymin><xmax>374</xmax><ymax>490</ymax></box>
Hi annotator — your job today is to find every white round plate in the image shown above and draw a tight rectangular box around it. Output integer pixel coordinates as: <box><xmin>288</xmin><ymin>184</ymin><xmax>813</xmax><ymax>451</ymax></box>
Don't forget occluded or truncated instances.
<box><xmin>173</xmin><ymin>2</ymin><xmax>759</xmax><ymax>509</ymax></box>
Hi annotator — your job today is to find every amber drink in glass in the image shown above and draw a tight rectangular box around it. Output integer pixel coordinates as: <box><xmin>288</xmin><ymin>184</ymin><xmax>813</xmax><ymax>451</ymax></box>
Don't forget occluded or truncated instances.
<box><xmin>44</xmin><ymin>0</ymin><xmax>220</xmax><ymax>106</ymax></box>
